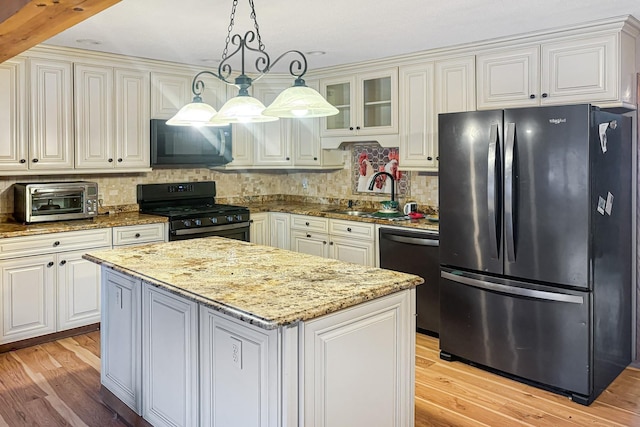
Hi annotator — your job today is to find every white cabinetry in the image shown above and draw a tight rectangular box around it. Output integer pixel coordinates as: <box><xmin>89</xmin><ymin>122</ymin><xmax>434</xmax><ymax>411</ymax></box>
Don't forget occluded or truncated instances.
<box><xmin>101</xmin><ymin>269</ymin><xmax>142</xmax><ymax>414</ymax></box>
<box><xmin>112</xmin><ymin>223</ymin><xmax>167</xmax><ymax>247</ymax></box>
<box><xmin>290</xmin><ymin>215</ymin><xmax>376</xmax><ymax>266</ymax></box>
<box><xmin>199</xmin><ymin>306</ymin><xmax>279</xmax><ymax>427</ymax></box>
<box><xmin>320</xmin><ymin>68</ymin><xmax>398</xmax><ymax>140</ymax></box>
<box><xmin>303</xmin><ymin>289</ymin><xmax>415</xmax><ymax>427</ymax></box>
<box><xmin>29</xmin><ymin>57</ymin><xmax>74</xmax><ymax>170</ymax></box>
<box><xmin>477</xmin><ymin>31</ymin><xmax>638</xmax><ymax>109</ymax></box>
<box><xmin>74</xmin><ymin>63</ymin><xmax>151</xmax><ymax>170</ymax></box>
<box><xmin>142</xmin><ymin>283</ymin><xmax>198</xmax><ymax>427</ymax></box>
<box><xmin>0</xmin><ymin>228</ymin><xmax>112</xmax><ymax>344</ymax></box>
<box><xmin>270</xmin><ymin>213</ymin><xmax>291</xmax><ymax>250</ymax></box>
<box><xmin>0</xmin><ymin>57</ymin><xmax>28</xmax><ymax>171</ymax></box>
<box><xmin>398</xmin><ymin>56</ymin><xmax>474</xmax><ymax>171</ymax></box>
<box><xmin>250</xmin><ymin>212</ymin><xmax>270</xmax><ymax>246</ymax></box>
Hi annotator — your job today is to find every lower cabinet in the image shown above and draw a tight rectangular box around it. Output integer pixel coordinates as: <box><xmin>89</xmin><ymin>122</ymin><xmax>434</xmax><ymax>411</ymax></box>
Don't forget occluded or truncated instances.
<box><xmin>249</xmin><ymin>212</ymin><xmax>270</xmax><ymax>246</ymax></box>
<box><xmin>101</xmin><ymin>269</ymin><xmax>142</xmax><ymax>414</ymax></box>
<box><xmin>269</xmin><ymin>212</ymin><xmax>291</xmax><ymax>250</ymax></box>
<box><xmin>290</xmin><ymin>215</ymin><xmax>376</xmax><ymax>266</ymax></box>
<box><xmin>142</xmin><ymin>283</ymin><xmax>198</xmax><ymax>427</ymax></box>
<box><xmin>0</xmin><ymin>228</ymin><xmax>112</xmax><ymax>344</ymax></box>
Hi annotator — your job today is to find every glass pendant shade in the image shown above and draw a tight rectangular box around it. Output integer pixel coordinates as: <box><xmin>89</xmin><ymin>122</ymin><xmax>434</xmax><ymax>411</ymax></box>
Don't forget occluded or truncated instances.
<box><xmin>263</xmin><ymin>85</ymin><xmax>339</xmax><ymax>118</ymax></box>
<box><xmin>166</xmin><ymin>98</ymin><xmax>218</xmax><ymax>126</ymax></box>
<box><xmin>209</xmin><ymin>95</ymin><xmax>278</xmax><ymax>124</ymax></box>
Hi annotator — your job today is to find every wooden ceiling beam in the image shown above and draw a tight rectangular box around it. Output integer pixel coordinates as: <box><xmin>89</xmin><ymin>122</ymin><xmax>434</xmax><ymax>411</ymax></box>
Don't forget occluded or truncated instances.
<box><xmin>0</xmin><ymin>0</ymin><xmax>121</xmax><ymax>64</ymax></box>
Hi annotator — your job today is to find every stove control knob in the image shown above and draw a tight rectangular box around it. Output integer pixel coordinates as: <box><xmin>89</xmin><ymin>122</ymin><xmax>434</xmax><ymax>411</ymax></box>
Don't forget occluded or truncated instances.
<box><xmin>183</xmin><ymin>220</ymin><xmax>192</xmax><ymax>227</ymax></box>
<box><xmin>235</xmin><ymin>214</ymin><xmax>243</xmax><ymax>221</ymax></box>
<box><xmin>194</xmin><ymin>219</ymin><xmax>202</xmax><ymax>226</ymax></box>
<box><xmin>210</xmin><ymin>217</ymin><xmax>218</xmax><ymax>224</ymax></box>
<box><xmin>226</xmin><ymin>215</ymin><xmax>234</xmax><ymax>222</ymax></box>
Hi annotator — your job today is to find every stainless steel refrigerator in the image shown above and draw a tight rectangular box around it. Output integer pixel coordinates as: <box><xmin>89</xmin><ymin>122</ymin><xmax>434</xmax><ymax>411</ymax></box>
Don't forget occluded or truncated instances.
<box><xmin>438</xmin><ymin>104</ymin><xmax>632</xmax><ymax>405</ymax></box>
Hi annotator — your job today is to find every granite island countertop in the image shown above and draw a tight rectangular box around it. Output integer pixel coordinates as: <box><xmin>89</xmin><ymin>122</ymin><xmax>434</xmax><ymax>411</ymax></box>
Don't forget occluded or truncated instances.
<box><xmin>84</xmin><ymin>236</ymin><xmax>424</xmax><ymax>329</ymax></box>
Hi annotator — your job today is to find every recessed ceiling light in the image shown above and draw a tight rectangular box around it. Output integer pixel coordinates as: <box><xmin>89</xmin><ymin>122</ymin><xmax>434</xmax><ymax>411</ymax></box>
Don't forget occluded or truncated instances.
<box><xmin>305</xmin><ymin>51</ymin><xmax>326</xmax><ymax>56</ymax></box>
<box><xmin>76</xmin><ymin>39</ymin><xmax>102</xmax><ymax>46</ymax></box>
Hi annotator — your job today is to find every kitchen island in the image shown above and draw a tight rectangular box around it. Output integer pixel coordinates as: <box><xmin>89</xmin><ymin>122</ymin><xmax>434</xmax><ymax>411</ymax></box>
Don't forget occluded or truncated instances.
<box><xmin>84</xmin><ymin>237</ymin><xmax>423</xmax><ymax>427</ymax></box>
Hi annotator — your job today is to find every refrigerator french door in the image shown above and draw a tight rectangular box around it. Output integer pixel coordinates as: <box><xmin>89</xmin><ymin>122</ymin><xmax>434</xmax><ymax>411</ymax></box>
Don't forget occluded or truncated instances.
<box><xmin>437</xmin><ymin>104</ymin><xmax>632</xmax><ymax>405</ymax></box>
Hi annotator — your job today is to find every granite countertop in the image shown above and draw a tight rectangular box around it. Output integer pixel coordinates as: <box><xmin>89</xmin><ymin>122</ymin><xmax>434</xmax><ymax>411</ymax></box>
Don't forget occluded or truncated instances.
<box><xmin>0</xmin><ymin>212</ymin><xmax>168</xmax><ymax>239</ymax></box>
<box><xmin>246</xmin><ymin>201</ymin><xmax>440</xmax><ymax>232</ymax></box>
<box><xmin>84</xmin><ymin>237</ymin><xmax>423</xmax><ymax>329</ymax></box>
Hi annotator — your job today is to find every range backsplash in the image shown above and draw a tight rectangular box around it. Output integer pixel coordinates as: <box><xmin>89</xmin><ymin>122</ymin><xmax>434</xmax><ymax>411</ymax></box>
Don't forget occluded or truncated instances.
<box><xmin>0</xmin><ymin>150</ymin><xmax>438</xmax><ymax>216</ymax></box>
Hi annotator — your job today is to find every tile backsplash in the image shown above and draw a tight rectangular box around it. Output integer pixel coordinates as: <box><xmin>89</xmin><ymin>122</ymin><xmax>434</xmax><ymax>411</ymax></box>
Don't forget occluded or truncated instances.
<box><xmin>0</xmin><ymin>149</ymin><xmax>439</xmax><ymax>216</ymax></box>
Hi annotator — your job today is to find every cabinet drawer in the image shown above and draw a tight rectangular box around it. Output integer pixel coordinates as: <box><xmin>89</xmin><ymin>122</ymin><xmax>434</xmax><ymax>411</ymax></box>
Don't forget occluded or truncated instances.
<box><xmin>113</xmin><ymin>223</ymin><xmax>166</xmax><ymax>246</ymax></box>
<box><xmin>329</xmin><ymin>219</ymin><xmax>375</xmax><ymax>239</ymax></box>
<box><xmin>0</xmin><ymin>228</ymin><xmax>112</xmax><ymax>260</ymax></box>
<box><xmin>290</xmin><ymin>215</ymin><xmax>329</xmax><ymax>233</ymax></box>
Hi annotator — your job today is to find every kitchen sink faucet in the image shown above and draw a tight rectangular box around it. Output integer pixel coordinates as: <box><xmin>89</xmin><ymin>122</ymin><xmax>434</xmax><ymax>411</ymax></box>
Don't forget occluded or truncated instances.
<box><xmin>368</xmin><ymin>171</ymin><xmax>396</xmax><ymax>201</ymax></box>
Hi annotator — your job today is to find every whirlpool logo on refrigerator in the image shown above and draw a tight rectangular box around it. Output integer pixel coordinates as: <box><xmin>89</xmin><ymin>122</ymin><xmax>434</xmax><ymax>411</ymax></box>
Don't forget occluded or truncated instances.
<box><xmin>549</xmin><ymin>118</ymin><xmax>567</xmax><ymax>124</ymax></box>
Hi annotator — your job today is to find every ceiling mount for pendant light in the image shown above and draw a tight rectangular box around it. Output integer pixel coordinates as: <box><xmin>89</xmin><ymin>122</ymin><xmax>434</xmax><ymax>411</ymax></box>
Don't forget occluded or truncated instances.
<box><xmin>167</xmin><ymin>0</ymin><xmax>338</xmax><ymax>127</ymax></box>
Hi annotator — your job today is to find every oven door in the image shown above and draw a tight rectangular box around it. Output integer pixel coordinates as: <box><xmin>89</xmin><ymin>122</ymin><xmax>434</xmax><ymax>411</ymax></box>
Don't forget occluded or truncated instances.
<box><xmin>169</xmin><ymin>222</ymin><xmax>250</xmax><ymax>242</ymax></box>
<box><xmin>28</xmin><ymin>187</ymin><xmax>88</xmax><ymax>222</ymax></box>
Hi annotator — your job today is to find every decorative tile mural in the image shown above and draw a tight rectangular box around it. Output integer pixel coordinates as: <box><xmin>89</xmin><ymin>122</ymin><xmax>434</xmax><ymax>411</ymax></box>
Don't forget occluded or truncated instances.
<box><xmin>351</xmin><ymin>144</ymin><xmax>409</xmax><ymax>198</ymax></box>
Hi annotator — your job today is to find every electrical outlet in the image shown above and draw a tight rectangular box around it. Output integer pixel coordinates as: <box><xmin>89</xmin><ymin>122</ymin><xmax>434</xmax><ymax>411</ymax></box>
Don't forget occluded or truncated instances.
<box><xmin>302</xmin><ymin>178</ymin><xmax>308</xmax><ymax>189</ymax></box>
<box><xmin>230</xmin><ymin>336</ymin><xmax>242</xmax><ymax>369</ymax></box>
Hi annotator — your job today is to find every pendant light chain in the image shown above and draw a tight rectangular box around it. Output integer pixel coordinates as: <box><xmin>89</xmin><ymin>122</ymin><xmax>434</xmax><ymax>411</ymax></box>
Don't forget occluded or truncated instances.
<box><xmin>222</xmin><ymin>0</ymin><xmax>238</xmax><ymax>60</ymax></box>
<box><xmin>248</xmin><ymin>0</ymin><xmax>265</xmax><ymax>52</ymax></box>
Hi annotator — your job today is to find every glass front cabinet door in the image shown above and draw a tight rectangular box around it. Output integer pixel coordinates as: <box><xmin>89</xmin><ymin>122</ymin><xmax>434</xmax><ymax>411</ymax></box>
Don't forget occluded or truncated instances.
<box><xmin>321</xmin><ymin>68</ymin><xmax>398</xmax><ymax>137</ymax></box>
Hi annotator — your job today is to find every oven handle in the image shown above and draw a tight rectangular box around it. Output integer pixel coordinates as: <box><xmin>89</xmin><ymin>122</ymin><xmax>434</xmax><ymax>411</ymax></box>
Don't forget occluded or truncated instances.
<box><xmin>172</xmin><ymin>221</ymin><xmax>250</xmax><ymax>236</ymax></box>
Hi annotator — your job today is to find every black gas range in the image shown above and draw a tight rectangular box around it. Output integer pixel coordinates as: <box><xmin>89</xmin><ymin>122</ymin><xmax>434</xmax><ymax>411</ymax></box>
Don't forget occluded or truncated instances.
<box><xmin>137</xmin><ymin>181</ymin><xmax>250</xmax><ymax>242</ymax></box>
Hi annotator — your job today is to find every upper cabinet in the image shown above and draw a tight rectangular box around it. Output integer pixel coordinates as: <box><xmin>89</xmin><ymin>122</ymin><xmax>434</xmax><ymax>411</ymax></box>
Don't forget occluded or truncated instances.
<box><xmin>150</xmin><ymin>70</ymin><xmax>227</xmax><ymax>119</ymax></box>
<box><xmin>29</xmin><ymin>58</ymin><xmax>74</xmax><ymax>170</ymax></box>
<box><xmin>477</xmin><ymin>30</ymin><xmax>638</xmax><ymax>110</ymax></box>
<box><xmin>75</xmin><ymin>64</ymin><xmax>150</xmax><ymax>169</ymax></box>
<box><xmin>320</xmin><ymin>68</ymin><xmax>399</xmax><ymax>146</ymax></box>
<box><xmin>398</xmin><ymin>55</ymin><xmax>475</xmax><ymax>172</ymax></box>
<box><xmin>0</xmin><ymin>58</ymin><xmax>28</xmax><ymax>171</ymax></box>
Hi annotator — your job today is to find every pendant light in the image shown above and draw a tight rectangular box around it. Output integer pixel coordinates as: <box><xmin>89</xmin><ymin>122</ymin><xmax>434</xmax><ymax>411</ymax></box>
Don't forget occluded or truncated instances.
<box><xmin>167</xmin><ymin>0</ymin><xmax>338</xmax><ymax>126</ymax></box>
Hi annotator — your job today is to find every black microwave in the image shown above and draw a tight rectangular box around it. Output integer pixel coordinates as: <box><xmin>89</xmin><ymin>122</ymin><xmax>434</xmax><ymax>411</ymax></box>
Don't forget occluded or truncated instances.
<box><xmin>150</xmin><ymin>119</ymin><xmax>233</xmax><ymax>167</ymax></box>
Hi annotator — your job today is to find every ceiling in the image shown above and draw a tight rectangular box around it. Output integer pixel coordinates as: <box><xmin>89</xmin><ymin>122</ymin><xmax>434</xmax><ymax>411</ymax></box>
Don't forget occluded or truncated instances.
<box><xmin>43</xmin><ymin>0</ymin><xmax>640</xmax><ymax>72</ymax></box>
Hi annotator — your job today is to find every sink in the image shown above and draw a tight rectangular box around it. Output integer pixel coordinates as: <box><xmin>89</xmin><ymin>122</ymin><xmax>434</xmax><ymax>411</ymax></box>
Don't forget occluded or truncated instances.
<box><xmin>327</xmin><ymin>210</ymin><xmax>373</xmax><ymax>217</ymax></box>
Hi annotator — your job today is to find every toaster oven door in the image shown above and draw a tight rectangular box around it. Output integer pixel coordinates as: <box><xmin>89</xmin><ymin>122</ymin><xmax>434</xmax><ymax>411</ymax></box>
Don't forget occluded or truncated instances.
<box><xmin>28</xmin><ymin>187</ymin><xmax>88</xmax><ymax>221</ymax></box>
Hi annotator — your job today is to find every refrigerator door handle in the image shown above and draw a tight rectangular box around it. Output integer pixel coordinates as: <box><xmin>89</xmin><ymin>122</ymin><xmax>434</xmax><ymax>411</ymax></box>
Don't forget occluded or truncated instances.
<box><xmin>441</xmin><ymin>271</ymin><xmax>584</xmax><ymax>304</ymax></box>
<box><xmin>487</xmin><ymin>123</ymin><xmax>500</xmax><ymax>259</ymax></box>
<box><xmin>504</xmin><ymin>122</ymin><xmax>516</xmax><ymax>263</ymax></box>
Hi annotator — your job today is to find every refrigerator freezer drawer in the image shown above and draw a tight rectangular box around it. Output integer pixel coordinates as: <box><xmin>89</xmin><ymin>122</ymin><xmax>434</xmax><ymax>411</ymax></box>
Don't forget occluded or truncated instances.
<box><xmin>439</xmin><ymin>271</ymin><xmax>591</xmax><ymax>396</ymax></box>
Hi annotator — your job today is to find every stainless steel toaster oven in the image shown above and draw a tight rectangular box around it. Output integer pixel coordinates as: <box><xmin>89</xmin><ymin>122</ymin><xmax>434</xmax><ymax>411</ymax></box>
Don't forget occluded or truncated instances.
<box><xmin>13</xmin><ymin>182</ymin><xmax>99</xmax><ymax>223</ymax></box>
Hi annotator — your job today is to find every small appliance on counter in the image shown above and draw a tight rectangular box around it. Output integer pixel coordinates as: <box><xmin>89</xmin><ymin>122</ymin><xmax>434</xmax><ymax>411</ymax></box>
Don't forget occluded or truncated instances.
<box><xmin>13</xmin><ymin>181</ymin><xmax>99</xmax><ymax>223</ymax></box>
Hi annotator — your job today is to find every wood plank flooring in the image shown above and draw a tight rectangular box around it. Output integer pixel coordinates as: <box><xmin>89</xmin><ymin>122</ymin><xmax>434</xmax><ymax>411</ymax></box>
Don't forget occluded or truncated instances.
<box><xmin>0</xmin><ymin>331</ymin><xmax>638</xmax><ymax>426</ymax></box>
<box><xmin>415</xmin><ymin>333</ymin><xmax>640</xmax><ymax>427</ymax></box>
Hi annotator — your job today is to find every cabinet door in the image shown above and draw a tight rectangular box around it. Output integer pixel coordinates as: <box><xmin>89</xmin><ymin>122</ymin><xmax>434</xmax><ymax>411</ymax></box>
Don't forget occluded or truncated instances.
<box><xmin>101</xmin><ymin>270</ymin><xmax>142</xmax><ymax>414</ymax></box>
<box><xmin>0</xmin><ymin>254</ymin><xmax>55</xmax><ymax>344</ymax></box>
<box><xmin>291</xmin><ymin>230</ymin><xmax>329</xmax><ymax>258</ymax></box>
<box><xmin>57</xmin><ymin>249</ymin><xmax>105</xmax><ymax>331</ymax></box>
<box><xmin>143</xmin><ymin>284</ymin><xmax>198</xmax><ymax>427</ymax></box>
<box><xmin>115</xmin><ymin>68</ymin><xmax>150</xmax><ymax>168</ymax></box>
<box><xmin>253</xmin><ymin>81</ymin><xmax>293</xmax><ymax>166</ymax></box>
<box><xmin>199</xmin><ymin>306</ymin><xmax>279</xmax><ymax>427</ymax></box>
<box><xmin>399</xmin><ymin>62</ymin><xmax>437</xmax><ymax>171</ymax></box>
<box><xmin>269</xmin><ymin>213</ymin><xmax>290</xmax><ymax>250</ymax></box>
<box><xmin>476</xmin><ymin>46</ymin><xmax>540</xmax><ymax>109</ymax></box>
<box><xmin>303</xmin><ymin>290</ymin><xmax>415</xmax><ymax>427</ymax></box>
<box><xmin>150</xmin><ymin>72</ymin><xmax>192</xmax><ymax>119</ymax></box>
<box><xmin>320</xmin><ymin>76</ymin><xmax>355</xmax><ymax>137</ymax></box>
<box><xmin>29</xmin><ymin>58</ymin><xmax>74</xmax><ymax>169</ymax></box>
<box><xmin>541</xmin><ymin>34</ymin><xmax>617</xmax><ymax>105</ymax></box>
<box><xmin>0</xmin><ymin>57</ymin><xmax>28</xmax><ymax>171</ymax></box>
<box><xmin>357</xmin><ymin>68</ymin><xmax>398</xmax><ymax>136</ymax></box>
<box><xmin>74</xmin><ymin>64</ymin><xmax>114</xmax><ymax>169</ymax></box>
<box><xmin>329</xmin><ymin>235</ymin><xmax>375</xmax><ymax>266</ymax></box>
<box><xmin>435</xmin><ymin>56</ymin><xmax>476</xmax><ymax>114</ymax></box>
<box><xmin>250</xmin><ymin>213</ymin><xmax>270</xmax><ymax>246</ymax></box>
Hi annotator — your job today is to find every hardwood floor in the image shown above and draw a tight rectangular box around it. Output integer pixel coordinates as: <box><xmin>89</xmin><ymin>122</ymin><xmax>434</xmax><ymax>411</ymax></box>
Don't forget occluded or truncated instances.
<box><xmin>0</xmin><ymin>331</ymin><xmax>638</xmax><ymax>426</ymax></box>
<box><xmin>415</xmin><ymin>333</ymin><xmax>640</xmax><ymax>427</ymax></box>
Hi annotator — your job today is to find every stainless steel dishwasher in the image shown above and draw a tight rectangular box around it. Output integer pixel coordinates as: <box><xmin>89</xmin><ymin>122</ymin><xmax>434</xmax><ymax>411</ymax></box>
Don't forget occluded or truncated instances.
<box><xmin>379</xmin><ymin>227</ymin><xmax>440</xmax><ymax>336</ymax></box>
